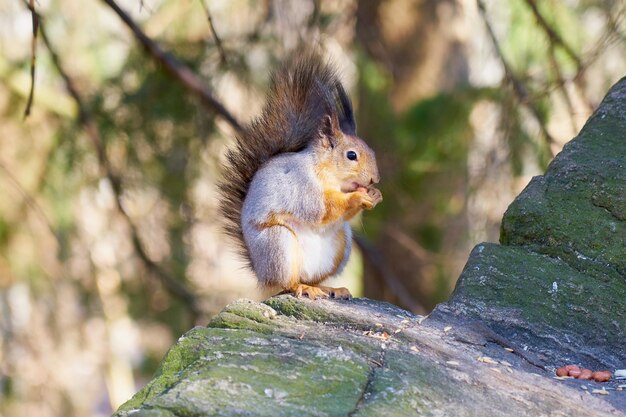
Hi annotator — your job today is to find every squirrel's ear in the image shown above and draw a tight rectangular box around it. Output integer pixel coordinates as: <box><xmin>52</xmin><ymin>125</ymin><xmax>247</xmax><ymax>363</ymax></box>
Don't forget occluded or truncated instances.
<box><xmin>318</xmin><ymin>114</ymin><xmax>339</xmax><ymax>149</ymax></box>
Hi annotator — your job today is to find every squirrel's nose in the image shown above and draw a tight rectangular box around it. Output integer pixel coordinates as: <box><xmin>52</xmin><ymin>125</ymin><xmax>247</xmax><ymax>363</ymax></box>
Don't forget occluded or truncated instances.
<box><xmin>369</xmin><ymin>175</ymin><xmax>380</xmax><ymax>185</ymax></box>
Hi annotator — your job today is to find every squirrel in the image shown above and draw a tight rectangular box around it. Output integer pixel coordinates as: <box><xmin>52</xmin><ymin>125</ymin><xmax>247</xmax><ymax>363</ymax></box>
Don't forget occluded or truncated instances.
<box><xmin>219</xmin><ymin>50</ymin><xmax>382</xmax><ymax>300</ymax></box>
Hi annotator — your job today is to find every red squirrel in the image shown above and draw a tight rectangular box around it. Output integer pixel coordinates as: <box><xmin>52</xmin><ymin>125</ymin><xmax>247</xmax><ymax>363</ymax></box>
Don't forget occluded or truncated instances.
<box><xmin>219</xmin><ymin>50</ymin><xmax>382</xmax><ymax>299</ymax></box>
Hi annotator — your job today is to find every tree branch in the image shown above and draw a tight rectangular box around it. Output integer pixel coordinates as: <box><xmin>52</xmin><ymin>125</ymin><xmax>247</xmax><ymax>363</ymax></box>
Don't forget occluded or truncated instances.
<box><xmin>477</xmin><ymin>0</ymin><xmax>555</xmax><ymax>157</ymax></box>
<box><xmin>30</xmin><ymin>8</ymin><xmax>202</xmax><ymax>319</ymax></box>
<box><xmin>524</xmin><ymin>0</ymin><xmax>593</xmax><ymax>113</ymax></box>
<box><xmin>100</xmin><ymin>0</ymin><xmax>243</xmax><ymax>132</ymax></box>
<box><xmin>0</xmin><ymin>160</ymin><xmax>58</xmax><ymax>244</ymax></box>
<box><xmin>524</xmin><ymin>0</ymin><xmax>582</xmax><ymax>70</ymax></box>
<box><xmin>354</xmin><ymin>234</ymin><xmax>426</xmax><ymax>315</ymax></box>
<box><xmin>23</xmin><ymin>0</ymin><xmax>39</xmax><ymax>119</ymax></box>
<box><xmin>546</xmin><ymin>43</ymin><xmax>578</xmax><ymax>133</ymax></box>
<box><xmin>199</xmin><ymin>0</ymin><xmax>228</xmax><ymax>66</ymax></box>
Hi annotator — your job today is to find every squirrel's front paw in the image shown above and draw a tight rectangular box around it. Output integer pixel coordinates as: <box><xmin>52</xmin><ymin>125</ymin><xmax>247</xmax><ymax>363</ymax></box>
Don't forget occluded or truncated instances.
<box><xmin>357</xmin><ymin>192</ymin><xmax>374</xmax><ymax>209</ymax></box>
<box><xmin>367</xmin><ymin>187</ymin><xmax>382</xmax><ymax>208</ymax></box>
<box><xmin>348</xmin><ymin>190</ymin><xmax>372</xmax><ymax>210</ymax></box>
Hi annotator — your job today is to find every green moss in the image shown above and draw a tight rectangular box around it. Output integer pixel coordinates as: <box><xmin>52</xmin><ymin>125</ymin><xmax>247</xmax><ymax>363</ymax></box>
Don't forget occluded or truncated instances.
<box><xmin>501</xmin><ymin>78</ymin><xmax>626</xmax><ymax>277</ymax></box>
<box><xmin>116</xmin><ymin>324</ymin><xmax>373</xmax><ymax>417</ymax></box>
<box><xmin>114</xmin><ymin>327</ymin><xmax>262</xmax><ymax>415</ymax></box>
<box><xmin>353</xmin><ymin>350</ymin><xmax>520</xmax><ymax>417</ymax></box>
<box><xmin>264</xmin><ymin>296</ymin><xmax>334</xmax><ymax>323</ymax></box>
<box><xmin>450</xmin><ymin>244</ymin><xmax>625</xmax><ymax>349</ymax></box>
<box><xmin>208</xmin><ymin>312</ymin><xmax>277</xmax><ymax>334</ymax></box>
<box><xmin>220</xmin><ymin>299</ymin><xmax>278</xmax><ymax>323</ymax></box>
<box><xmin>116</xmin><ymin>407</ymin><xmax>178</xmax><ymax>417</ymax></box>
<box><xmin>204</xmin><ymin>299</ymin><xmax>283</xmax><ymax>333</ymax></box>
<box><xmin>501</xmin><ymin>172</ymin><xmax>626</xmax><ymax>276</ymax></box>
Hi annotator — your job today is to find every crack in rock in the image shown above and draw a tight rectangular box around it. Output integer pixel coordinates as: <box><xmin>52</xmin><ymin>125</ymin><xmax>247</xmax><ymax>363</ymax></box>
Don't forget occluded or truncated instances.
<box><xmin>349</xmin><ymin>347</ymin><xmax>386</xmax><ymax>416</ymax></box>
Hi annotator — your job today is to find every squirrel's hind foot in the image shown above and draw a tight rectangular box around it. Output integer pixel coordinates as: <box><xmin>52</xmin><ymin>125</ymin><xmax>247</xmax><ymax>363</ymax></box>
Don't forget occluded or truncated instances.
<box><xmin>319</xmin><ymin>285</ymin><xmax>352</xmax><ymax>300</ymax></box>
<box><xmin>290</xmin><ymin>284</ymin><xmax>328</xmax><ymax>300</ymax></box>
<box><xmin>286</xmin><ymin>284</ymin><xmax>352</xmax><ymax>300</ymax></box>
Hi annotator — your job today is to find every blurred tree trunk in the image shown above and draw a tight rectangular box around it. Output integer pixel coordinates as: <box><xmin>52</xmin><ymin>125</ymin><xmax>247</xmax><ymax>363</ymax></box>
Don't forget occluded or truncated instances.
<box><xmin>356</xmin><ymin>0</ymin><xmax>471</xmax><ymax>311</ymax></box>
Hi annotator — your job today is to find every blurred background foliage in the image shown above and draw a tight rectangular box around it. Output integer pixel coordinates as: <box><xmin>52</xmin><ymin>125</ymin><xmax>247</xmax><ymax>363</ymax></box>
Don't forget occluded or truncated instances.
<box><xmin>0</xmin><ymin>0</ymin><xmax>624</xmax><ymax>415</ymax></box>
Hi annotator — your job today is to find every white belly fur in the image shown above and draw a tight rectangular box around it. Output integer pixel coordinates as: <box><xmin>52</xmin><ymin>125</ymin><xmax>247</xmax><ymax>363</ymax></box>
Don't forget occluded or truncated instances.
<box><xmin>294</xmin><ymin>223</ymin><xmax>341</xmax><ymax>283</ymax></box>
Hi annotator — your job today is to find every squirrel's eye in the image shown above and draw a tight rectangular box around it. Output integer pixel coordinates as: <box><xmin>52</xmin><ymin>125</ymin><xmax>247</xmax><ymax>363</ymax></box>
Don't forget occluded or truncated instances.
<box><xmin>346</xmin><ymin>150</ymin><xmax>358</xmax><ymax>161</ymax></box>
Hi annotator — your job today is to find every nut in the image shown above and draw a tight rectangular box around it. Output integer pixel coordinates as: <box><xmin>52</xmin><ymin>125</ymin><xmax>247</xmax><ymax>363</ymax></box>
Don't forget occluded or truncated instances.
<box><xmin>556</xmin><ymin>367</ymin><xmax>569</xmax><ymax>377</ymax></box>
<box><xmin>555</xmin><ymin>365</ymin><xmax>612</xmax><ymax>383</ymax></box>
<box><xmin>592</xmin><ymin>371</ymin><xmax>612</xmax><ymax>382</ymax></box>
<box><xmin>567</xmin><ymin>366</ymin><xmax>582</xmax><ymax>378</ymax></box>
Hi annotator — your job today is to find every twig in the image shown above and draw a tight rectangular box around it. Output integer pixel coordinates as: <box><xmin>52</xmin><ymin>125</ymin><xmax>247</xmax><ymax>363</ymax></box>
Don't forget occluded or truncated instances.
<box><xmin>354</xmin><ymin>234</ymin><xmax>426</xmax><ymax>315</ymax></box>
<box><xmin>477</xmin><ymin>0</ymin><xmax>555</xmax><ymax>157</ymax></box>
<box><xmin>100</xmin><ymin>0</ymin><xmax>243</xmax><ymax>132</ymax></box>
<box><xmin>32</xmin><ymin>10</ymin><xmax>202</xmax><ymax>319</ymax></box>
<box><xmin>385</xmin><ymin>226</ymin><xmax>430</xmax><ymax>263</ymax></box>
<box><xmin>199</xmin><ymin>1</ymin><xmax>227</xmax><ymax>66</ymax></box>
<box><xmin>0</xmin><ymin>160</ymin><xmax>58</xmax><ymax>243</ymax></box>
<box><xmin>524</xmin><ymin>0</ymin><xmax>582</xmax><ymax>70</ymax></box>
<box><xmin>23</xmin><ymin>0</ymin><xmax>39</xmax><ymax>119</ymax></box>
<box><xmin>523</xmin><ymin>0</ymin><xmax>593</xmax><ymax>113</ymax></box>
<box><xmin>546</xmin><ymin>44</ymin><xmax>578</xmax><ymax>133</ymax></box>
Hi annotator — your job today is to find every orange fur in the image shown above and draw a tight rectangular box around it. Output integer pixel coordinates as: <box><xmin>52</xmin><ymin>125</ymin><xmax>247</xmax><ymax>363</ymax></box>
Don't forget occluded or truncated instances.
<box><xmin>256</xmin><ymin>212</ymin><xmax>297</xmax><ymax>236</ymax></box>
<box><xmin>321</xmin><ymin>190</ymin><xmax>368</xmax><ymax>224</ymax></box>
<box><xmin>343</xmin><ymin>194</ymin><xmax>366</xmax><ymax>221</ymax></box>
<box><xmin>288</xmin><ymin>246</ymin><xmax>302</xmax><ymax>288</ymax></box>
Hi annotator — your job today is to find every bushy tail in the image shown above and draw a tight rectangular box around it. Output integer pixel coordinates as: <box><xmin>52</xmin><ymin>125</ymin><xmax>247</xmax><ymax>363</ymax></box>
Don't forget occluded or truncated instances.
<box><xmin>218</xmin><ymin>49</ymin><xmax>356</xmax><ymax>266</ymax></box>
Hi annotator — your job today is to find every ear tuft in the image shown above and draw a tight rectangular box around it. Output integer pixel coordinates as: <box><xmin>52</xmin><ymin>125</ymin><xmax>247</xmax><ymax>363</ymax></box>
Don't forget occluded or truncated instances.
<box><xmin>318</xmin><ymin>114</ymin><xmax>338</xmax><ymax>149</ymax></box>
<box><xmin>334</xmin><ymin>81</ymin><xmax>356</xmax><ymax>135</ymax></box>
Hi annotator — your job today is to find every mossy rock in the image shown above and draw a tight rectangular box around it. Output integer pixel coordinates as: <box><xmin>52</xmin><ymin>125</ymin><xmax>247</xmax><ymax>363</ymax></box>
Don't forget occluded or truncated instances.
<box><xmin>114</xmin><ymin>296</ymin><xmax>623</xmax><ymax>417</ymax></box>
<box><xmin>500</xmin><ymin>78</ymin><xmax>626</xmax><ymax>275</ymax></box>
<box><xmin>114</xmin><ymin>78</ymin><xmax>626</xmax><ymax>416</ymax></box>
<box><xmin>435</xmin><ymin>77</ymin><xmax>625</xmax><ymax>374</ymax></box>
<box><xmin>435</xmin><ymin>243</ymin><xmax>625</xmax><ymax>369</ymax></box>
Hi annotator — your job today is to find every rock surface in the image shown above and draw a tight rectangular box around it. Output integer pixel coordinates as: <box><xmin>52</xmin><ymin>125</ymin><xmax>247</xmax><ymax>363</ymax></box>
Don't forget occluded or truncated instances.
<box><xmin>114</xmin><ymin>78</ymin><xmax>626</xmax><ymax>416</ymax></box>
<box><xmin>433</xmin><ymin>76</ymin><xmax>625</xmax><ymax>372</ymax></box>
